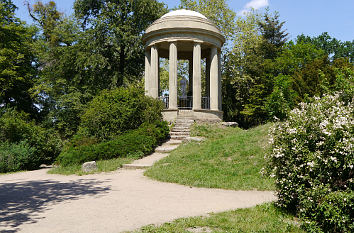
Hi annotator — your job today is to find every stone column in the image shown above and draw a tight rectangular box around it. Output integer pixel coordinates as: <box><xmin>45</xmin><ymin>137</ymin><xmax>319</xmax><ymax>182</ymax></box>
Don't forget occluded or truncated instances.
<box><xmin>144</xmin><ymin>49</ymin><xmax>151</xmax><ymax>96</ymax></box>
<box><xmin>150</xmin><ymin>45</ymin><xmax>159</xmax><ymax>98</ymax></box>
<box><xmin>169</xmin><ymin>42</ymin><xmax>178</xmax><ymax>109</ymax></box>
<box><xmin>193</xmin><ymin>42</ymin><xmax>201</xmax><ymax>110</ymax></box>
<box><xmin>210</xmin><ymin>46</ymin><xmax>219</xmax><ymax>111</ymax></box>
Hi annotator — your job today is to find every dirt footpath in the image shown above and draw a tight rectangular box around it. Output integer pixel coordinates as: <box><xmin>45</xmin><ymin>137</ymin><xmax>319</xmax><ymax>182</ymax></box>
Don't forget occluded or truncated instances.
<box><xmin>0</xmin><ymin>168</ymin><xmax>276</xmax><ymax>233</ymax></box>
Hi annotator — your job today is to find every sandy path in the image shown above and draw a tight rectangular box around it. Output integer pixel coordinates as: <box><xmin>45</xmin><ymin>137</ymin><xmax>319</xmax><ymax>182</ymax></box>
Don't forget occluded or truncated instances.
<box><xmin>0</xmin><ymin>168</ymin><xmax>276</xmax><ymax>233</ymax></box>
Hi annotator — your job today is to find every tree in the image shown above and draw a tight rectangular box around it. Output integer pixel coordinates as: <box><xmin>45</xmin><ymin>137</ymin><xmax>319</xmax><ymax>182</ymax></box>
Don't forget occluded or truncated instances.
<box><xmin>267</xmin><ymin>40</ymin><xmax>353</xmax><ymax>120</ymax></box>
<box><xmin>258</xmin><ymin>9</ymin><xmax>288</xmax><ymax>60</ymax></box>
<box><xmin>222</xmin><ymin>10</ymin><xmax>264</xmax><ymax>127</ymax></box>
<box><xmin>297</xmin><ymin>32</ymin><xmax>354</xmax><ymax>63</ymax></box>
<box><xmin>74</xmin><ymin>0</ymin><xmax>168</xmax><ymax>87</ymax></box>
<box><xmin>0</xmin><ymin>0</ymin><xmax>38</xmax><ymax>117</ymax></box>
<box><xmin>179</xmin><ymin>0</ymin><xmax>236</xmax><ymax>43</ymax></box>
<box><xmin>237</xmin><ymin>10</ymin><xmax>288</xmax><ymax>125</ymax></box>
<box><xmin>27</xmin><ymin>0</ymin><xmax>62</xmax><ymax>46</ymax></box>
<box><xmin>223</xmin><ymin>9</ymin><xmax>290</xmax><ymax>127</ymax></box>
<box><xmin>27</xmin><ymin>0</ymin><xmax>167</xmax><ymax>138</ymax></box>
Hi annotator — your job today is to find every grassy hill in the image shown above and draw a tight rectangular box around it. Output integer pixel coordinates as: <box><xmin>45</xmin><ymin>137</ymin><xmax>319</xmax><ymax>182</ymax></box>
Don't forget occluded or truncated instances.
<box><xmin>138</xmin><ymin>123</ymin><xmax>304</xmax><ymax>232</ymax></box>
<box><xmin>145</xmin><ymin>123</ymin><xmax>275</xmax><ymax>191</ymax></box>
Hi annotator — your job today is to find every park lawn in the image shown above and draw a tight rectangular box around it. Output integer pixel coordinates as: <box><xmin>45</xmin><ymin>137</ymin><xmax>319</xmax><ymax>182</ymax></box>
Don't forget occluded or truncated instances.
<box><xmin>48</xmin><ymin>155</ymin><xmax>140</xmax><ymax>175</ymax></box>
<box><xmin>144</xmin><ymin>123</ymin><xmax>275</xmax><ymax>191</ymax></box>
<box><xmin>132</xmin><ymin>202</ymin><xmax>303</xmax><ymax>233</ymax></box>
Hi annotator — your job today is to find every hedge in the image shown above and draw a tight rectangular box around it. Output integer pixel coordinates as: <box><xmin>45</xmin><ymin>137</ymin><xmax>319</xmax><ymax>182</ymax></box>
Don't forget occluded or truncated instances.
<box><xmin>0</xmin><ymin>108</ymin><xmax>62</xmax><ymax>171</ymax></box>
<box><xmin>0</xmin><ymin>141</ymin><xmax>36</xmax><ymax>173</ymax></box>
<box><xmin>56</xmin><ymin>121</ymin><xmax>169</xmax><ymax>166</ymax></box>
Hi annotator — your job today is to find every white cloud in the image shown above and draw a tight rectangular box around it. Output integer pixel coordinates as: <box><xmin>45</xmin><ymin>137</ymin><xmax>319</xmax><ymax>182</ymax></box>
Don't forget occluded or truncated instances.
<box><xmin>239</xmin><ymin>0</ymin><xmax>269</xmax><ymax>15</ymax></box>
<box><xmin>245</xmin><ymin>0</ymin><xmax>269</xmax><ymax>10</ymax></box>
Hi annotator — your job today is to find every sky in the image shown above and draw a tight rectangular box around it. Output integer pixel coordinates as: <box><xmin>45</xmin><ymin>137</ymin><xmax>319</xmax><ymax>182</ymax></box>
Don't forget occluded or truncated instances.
<box><xmin>12</xmin><ymin>0</ymin><xmax>354</xmax><ymax>42</ymax></box>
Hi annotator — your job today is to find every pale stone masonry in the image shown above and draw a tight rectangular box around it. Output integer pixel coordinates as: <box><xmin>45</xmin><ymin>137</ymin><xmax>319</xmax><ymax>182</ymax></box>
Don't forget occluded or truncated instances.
<box><xmin>169</xmin><ymin>41</ymin><xmax>178</xmax><ymax>110</ymax></box>
<box><xmin>142</xmin><ymin>9</ymin><xmax>225</xmax><ymax>122</ymax></box>
<box><xmin>193</xmin><ymin>42</ymin><xmax>202</xmax><ymax>110</ymax></box>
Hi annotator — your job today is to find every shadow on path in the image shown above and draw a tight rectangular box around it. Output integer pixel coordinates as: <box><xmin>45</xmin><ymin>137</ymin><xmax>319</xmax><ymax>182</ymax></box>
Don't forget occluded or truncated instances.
<box><xmin>0</xmin><ymin>179</ymin><xmax>111</xmax><ymax>233</ymax></box>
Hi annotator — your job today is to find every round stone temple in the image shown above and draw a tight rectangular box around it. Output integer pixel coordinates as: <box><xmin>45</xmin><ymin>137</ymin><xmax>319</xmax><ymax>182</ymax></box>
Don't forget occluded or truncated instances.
<box><xmin>143</xmin><ymin>9</ymin><xmax>225</xmax><ymax>122</ymax></box>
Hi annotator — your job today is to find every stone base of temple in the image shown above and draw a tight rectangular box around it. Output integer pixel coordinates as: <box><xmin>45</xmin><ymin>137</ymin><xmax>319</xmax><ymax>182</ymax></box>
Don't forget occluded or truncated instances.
<box><xmin>162</xmin><ymin>109</ymin><xmax>223</xmax><ymax>122</ymax></box>
<box><xmin>162</xmin><ymin>109</ymin><xmax>179</xmax><ymax>122</ymax></box>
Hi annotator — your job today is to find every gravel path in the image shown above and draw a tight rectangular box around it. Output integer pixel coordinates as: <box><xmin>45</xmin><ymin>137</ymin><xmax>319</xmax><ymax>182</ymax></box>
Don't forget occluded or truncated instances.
<box><xmin>0</xmin><ymin>168</ymin><xmax>276</xmax><ymax>233</ymax></box>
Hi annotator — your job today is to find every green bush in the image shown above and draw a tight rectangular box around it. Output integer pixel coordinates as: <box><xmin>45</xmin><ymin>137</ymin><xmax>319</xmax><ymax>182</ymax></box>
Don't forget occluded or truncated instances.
<box><xmin>0</xmin><ymin>108</ymin><xmax>62</xmax><ymax>167</ymax></box>
<box><xmin>56</xmin><ymin>121</ymin><xmax>169</xmax><ymax>166</ymax></box>
<box><xmin>267</xmin><ymin>93</ymin><xmax>353</xmax><ymax>232</ymax></box>
<box><xmin>300</xmin><ymin>186</ymin><xmax>354</xmax><ymax>233</ymax></box>
<box><xmin>78</xmin><ymin>86</ymin><xmax>164</xmax><ymax>141</ymax></box>
<box><xmin>0</xmin><ymin>141</ymin><xmax>36</xmax><ymax>173</ymax></box>
<box><xmin>266</xmin><ymin>75</ymin><xmax>296</xmax><ymax>120</ymax></box>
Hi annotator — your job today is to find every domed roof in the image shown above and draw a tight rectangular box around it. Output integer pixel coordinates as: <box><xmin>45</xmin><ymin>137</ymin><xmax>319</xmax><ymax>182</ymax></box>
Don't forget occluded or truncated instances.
<box><xmin>161</xmin><ymin>9</ymin><xmax>207</xmax><ymax>19</ymax></box>
<box><xmin>143</xmin><ymin>9</ymin><xmax>225</xmax><ymax>51</ymax></box>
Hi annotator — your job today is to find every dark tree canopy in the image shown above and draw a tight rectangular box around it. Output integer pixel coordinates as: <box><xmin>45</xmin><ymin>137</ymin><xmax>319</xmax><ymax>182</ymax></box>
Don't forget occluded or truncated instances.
<box><xmin>73</xmin><ymin>0</ymin><xmax>168</xmax><ymax>87</ymax></box>
<box><xmin>24</xmin><ymin>0</ymin><xmax>167</xmax><ymax>138</ymax></box>
<box><xmin>258</xmin><ymin>10</ymin><xmax>288</xmax><ymax>60</ymax></box>
<box><xmin>0</xmin><ymin>0</ymin><xmax>38</xmax><ymax>117</ymax></box>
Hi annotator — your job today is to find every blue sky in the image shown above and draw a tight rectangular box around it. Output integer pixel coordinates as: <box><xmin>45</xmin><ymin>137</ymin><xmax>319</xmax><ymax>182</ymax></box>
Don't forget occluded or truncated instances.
<box><xmin>12</xmin><ymin>0</ymin><xmax>354</xmax><ymax>42</ymax></box>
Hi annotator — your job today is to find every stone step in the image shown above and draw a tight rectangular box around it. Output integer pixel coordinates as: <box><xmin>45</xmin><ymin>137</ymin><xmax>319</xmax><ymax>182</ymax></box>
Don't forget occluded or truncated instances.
<box><xmin>174</xmin><ymin>123</ymin><xmax>193</xmax><ymax>127</ymax></box>
<box><xmin>165</xmin><ymin>139</ymin><xmax>183</xmax><ymax>145</ymax></box>
<box><xmin>171</xmin><ymin>128</ymin><xmax>190</xmax><ymax>132</ymax></box>
<box><xmin>173</xmin><ymin>125</ymin><xmax>190</xmax><ymax>129</ymax></box>
<box><xmin>177</xmin><ymin>117</ymin><xmax>194</xmax><ymax>119</ymax></box>
<box><xmin>176</xmin><ymin>118</ymin><xmax>194</xmax><ymax>121</ymax></box>
<box><xmin>155</xmin><ymin>144</ymin><xmax>179</xmax><ymax>153</ymax></box>
<box><xmin>176</xmin><ymin>120</ymin><xmax>194</xmax><ymax>123</ymax></box>
<box><xmin>122</xmin><ymin>164</ymin><xmax>151</xmax><ymax>169</ymax></box>
<box><xmin>171</xmin><ymin>135</ymin><xmax>188</xmax><ymax>140</ymax></box>
<box><xmin>177</xmin><ymin>112</ymin><xmax>194</xmax><ymax>116</ymax></box>
<box><xmin>170</xmin><ymin>131</ymin><xmax>190</xmax><ymax>136</ymax></box>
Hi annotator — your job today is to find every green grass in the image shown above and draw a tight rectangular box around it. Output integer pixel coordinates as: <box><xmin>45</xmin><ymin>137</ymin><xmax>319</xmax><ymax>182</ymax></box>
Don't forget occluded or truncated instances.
<box><xmin>48</xmin><ymin>155</ymin><xmax>140</xmax><ymax>175</ymax></box>
<box><xmin>144</xmin><ymin>123</ymin><xmax>275</xmax><ymax>190</ymax></box>
<box><xmin>132</xmin><ymin>202</ymin><xmax>304</xmax><ymax>233</ymax></box>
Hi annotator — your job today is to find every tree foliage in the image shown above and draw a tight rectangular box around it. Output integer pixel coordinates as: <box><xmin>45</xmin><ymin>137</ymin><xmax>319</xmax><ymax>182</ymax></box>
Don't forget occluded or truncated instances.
<box><xmin>222</xmin><ymin>8</ymin><xmax>353</xmax><ymax>127</ymax></box>
<box><xmin>297</xmin><ymin>32</ymin><xmax>354</xmax><ymax>62</ymax></box>
<box><xmin>258</xmin><ymin>10</ymin><xmax>288</xmax><ymax>59</ymax></box>
<box><xmin>77</xmin><ymin>85</ymin><xmax>164</xmax><ymax>141</ymax></box>
<box><xmin>74</xmin><ymin>0</ymin><xmax>168</xmax><ymax>87</ymax></box>
<box><xmin>179</xmin><ymin>0</ymin><xmax>236</xmax><ymax>42</ymax></box>
<box><xmin>0</xmin><ymin>0</ymin><xmax>37</xmax><ymax>117</ymax></box>
<box><xmin>27</xmin><ymin>0</ymin><xmax>167</xmax><ymax>138</ymax></box>
<box><xmin>223</xmin><ymin>10</ymin><xmax>289</xmax><ymax>127</ymax></box>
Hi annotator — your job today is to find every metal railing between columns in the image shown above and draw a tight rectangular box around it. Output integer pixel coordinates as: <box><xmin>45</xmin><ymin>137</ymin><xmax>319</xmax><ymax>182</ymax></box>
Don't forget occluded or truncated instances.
<box><xmin>159</xmin><ymin>96</ymin><xmax>210</xmax><ymax>110</ymax></box>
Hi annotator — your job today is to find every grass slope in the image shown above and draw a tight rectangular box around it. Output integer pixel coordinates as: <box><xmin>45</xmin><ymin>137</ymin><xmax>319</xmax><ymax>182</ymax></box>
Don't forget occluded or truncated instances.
<box><xmin>145</xmin><ymin>123</ymin><xmax>275</xmax><ymax>190</ymax></box>
<box><xmin>133</xmin><ymin>203</ymin><xmax>303</xmax><ymax>232</ymax></box>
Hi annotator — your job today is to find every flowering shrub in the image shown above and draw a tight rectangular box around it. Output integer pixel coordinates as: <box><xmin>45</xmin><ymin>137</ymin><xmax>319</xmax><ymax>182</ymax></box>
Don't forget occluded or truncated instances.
<box><xmin>267</xmin><ymin>93</ymin><xmax>353</xmax><ymax>232</ymax></box>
